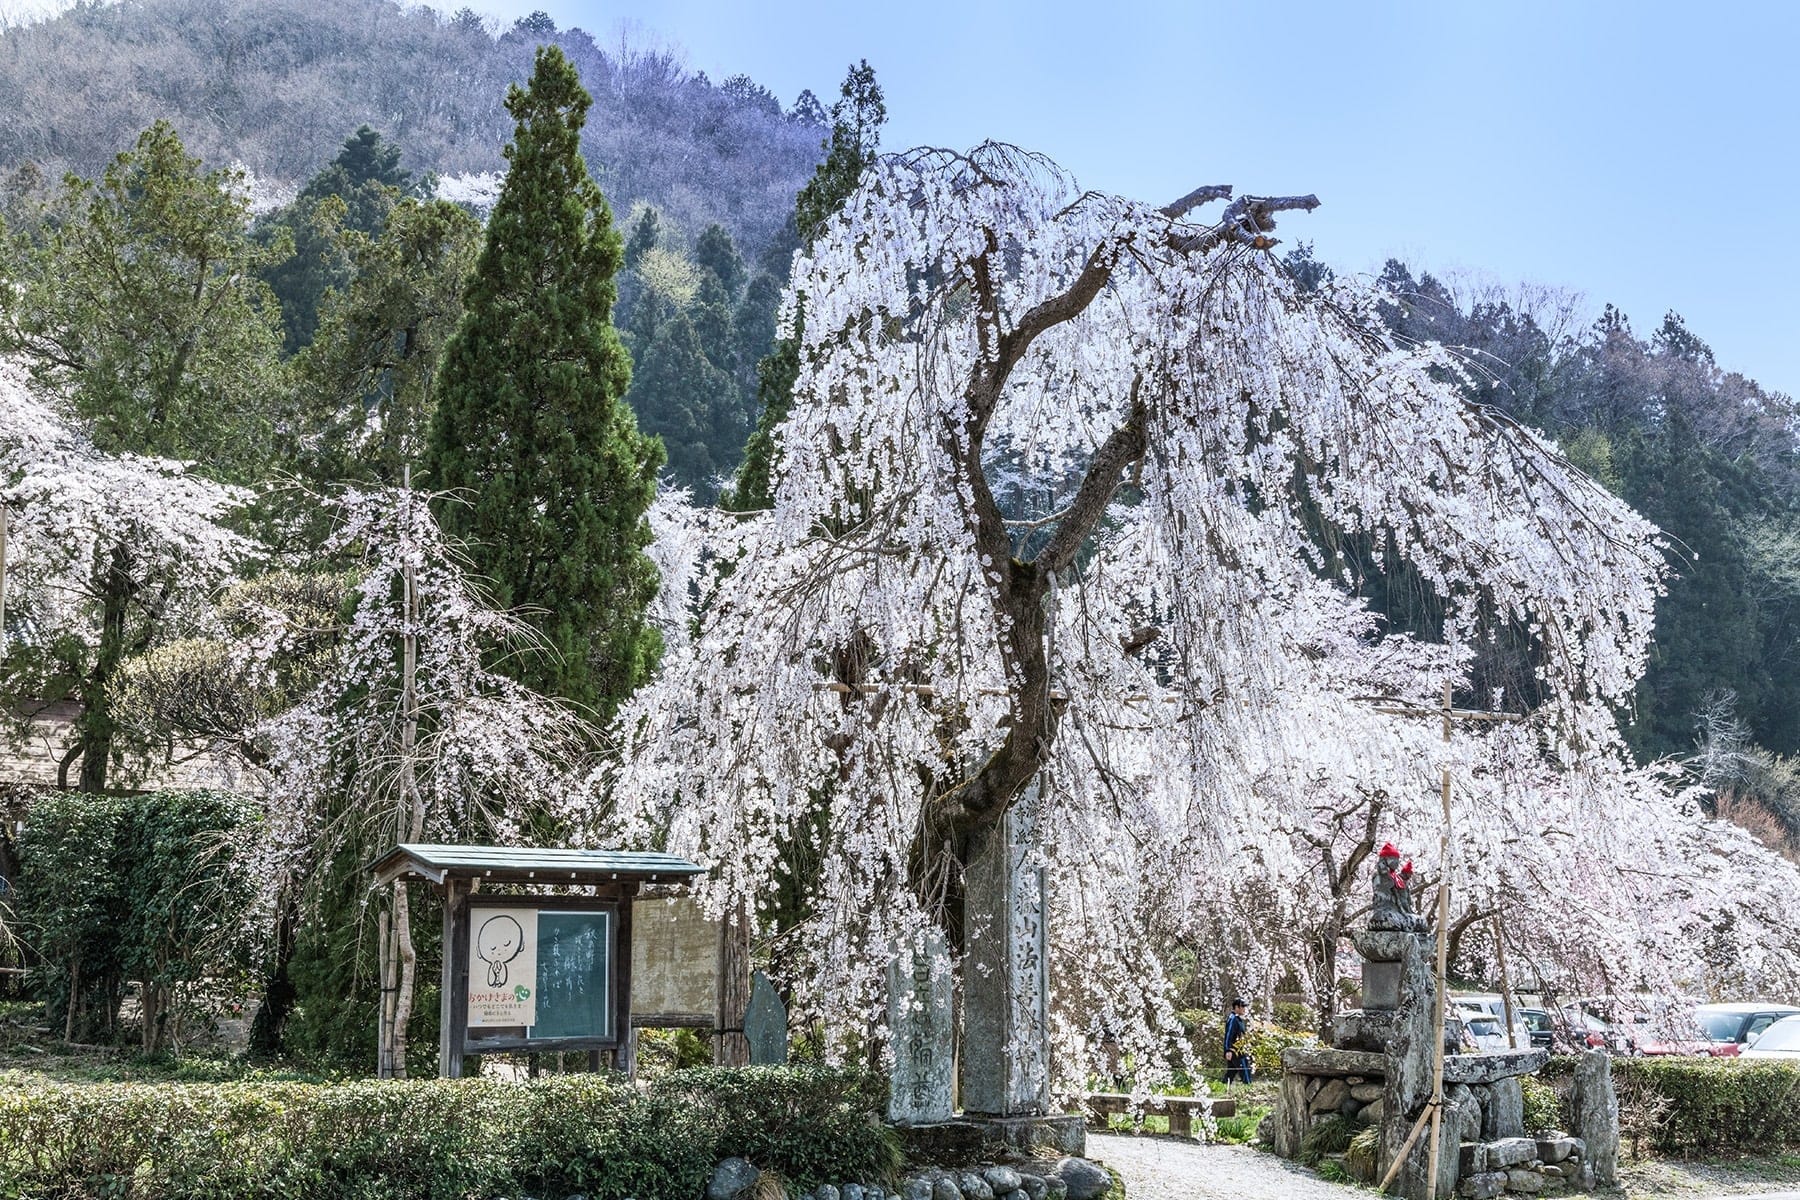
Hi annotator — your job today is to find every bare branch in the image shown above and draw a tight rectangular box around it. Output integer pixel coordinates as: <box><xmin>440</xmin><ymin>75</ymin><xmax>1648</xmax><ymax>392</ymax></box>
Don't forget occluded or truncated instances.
<box><xmin>1160</xmin><ymin>184</ymin><xmax>1233</xmax><ymax>219</ymax></box>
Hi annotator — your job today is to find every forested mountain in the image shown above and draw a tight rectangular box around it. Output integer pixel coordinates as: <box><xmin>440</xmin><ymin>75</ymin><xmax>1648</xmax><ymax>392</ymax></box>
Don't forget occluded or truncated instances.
<box><xmin>1291</xmin><ymin>250</ymin><xmax>1800</xmax><ymax>850</ymax></box>
<box><xmin>0</xmin><ymin>0</ymin><xmax>824</xmax><ymax>263</ymax></box>
<box><xmin>3</xmin><ymin>0</ymin><xmax>1796</xmax><ymax>841</ymax></box>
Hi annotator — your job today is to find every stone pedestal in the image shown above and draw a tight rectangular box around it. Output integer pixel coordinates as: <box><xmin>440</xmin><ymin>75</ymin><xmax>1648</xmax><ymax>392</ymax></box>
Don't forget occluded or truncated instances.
<box><xmin>960</xmin><ymin>796</ymin><xmax>1050</xmax><ymax>1117</ymax></box>
<box><xmin>888</xmin><ymin>930</ymin><xmax>955</xmax><ymax>1125</ymax></box>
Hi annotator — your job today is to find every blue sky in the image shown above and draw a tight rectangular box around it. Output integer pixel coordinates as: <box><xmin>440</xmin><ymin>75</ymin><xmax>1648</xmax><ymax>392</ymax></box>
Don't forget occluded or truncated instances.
<box><xmin>509</xmin><ymin>1</ymin><xmax>1797</xmax><ymax>392</ymax></box>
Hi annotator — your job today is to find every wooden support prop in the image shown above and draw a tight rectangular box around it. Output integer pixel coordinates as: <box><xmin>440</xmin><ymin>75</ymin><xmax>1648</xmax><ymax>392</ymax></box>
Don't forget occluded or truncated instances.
<box><xmin>1494</xmin><ymin>914</ymin><xmax>1518</xmax><ymax>1051</ymax></box>
<box><xmin>1425</xmin><ymin>680</ymin><xmax>1453</xmax><ymax>1197</ymax></box>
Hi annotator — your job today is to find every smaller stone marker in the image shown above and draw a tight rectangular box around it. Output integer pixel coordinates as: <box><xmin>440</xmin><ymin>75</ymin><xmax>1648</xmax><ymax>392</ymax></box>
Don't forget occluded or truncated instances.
<box><xmin>1573</xmin><ymin>1048</ymin><xmax>1619</xmax><ymax>1185</ymax></box>
<box><xmin>744</xmin><ymin>969</ymin><xmax>788</xmax><ymax>1065</ymax></box>
<box><xmin>888</xmin><ymin>930</ymin><xmax>955</xmax><ymax>1124</ymax></box>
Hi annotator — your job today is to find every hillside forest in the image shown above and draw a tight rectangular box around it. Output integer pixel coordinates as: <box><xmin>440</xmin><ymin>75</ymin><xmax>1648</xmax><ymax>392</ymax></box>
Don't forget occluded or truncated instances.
<box><xmin>0</xmin><ymin>0</ymin><xmax>1796</xmax><ymax>1071</ymax></box>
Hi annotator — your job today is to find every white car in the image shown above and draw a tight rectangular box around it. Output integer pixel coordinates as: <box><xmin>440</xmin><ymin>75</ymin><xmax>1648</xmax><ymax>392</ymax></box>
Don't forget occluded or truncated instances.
<box><xmin>1452</xmin><ymin>994</ymin><xmax>1531</xmax><ymax>1049</ymax></box>
<box><xmin>1742</xmin><ymin>1014</ymin><xmax>1800</xmax><ymax>1059</ymax></box>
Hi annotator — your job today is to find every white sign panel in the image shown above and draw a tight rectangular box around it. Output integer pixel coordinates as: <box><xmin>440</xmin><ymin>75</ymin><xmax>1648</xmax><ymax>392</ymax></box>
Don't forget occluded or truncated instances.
<box><xmin>468</xmin><ymin>906</ymin><xmax>538</xmax><ymax>1027</ymax></box>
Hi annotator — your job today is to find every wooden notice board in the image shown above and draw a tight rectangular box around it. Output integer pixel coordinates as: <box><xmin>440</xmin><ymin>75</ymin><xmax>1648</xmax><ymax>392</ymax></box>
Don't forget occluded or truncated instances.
<box><xmin>450</xmin><ymin>892</ymin><xmax>632</xmax><ymax>1058</ymax></box>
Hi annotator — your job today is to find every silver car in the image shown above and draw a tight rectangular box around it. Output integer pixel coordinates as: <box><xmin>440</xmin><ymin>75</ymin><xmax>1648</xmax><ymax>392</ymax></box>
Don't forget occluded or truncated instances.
<box><xmin>1742</xmin><ymin>1014</ymin><xmax>1800</xmax><ymax>1059</ymax></box>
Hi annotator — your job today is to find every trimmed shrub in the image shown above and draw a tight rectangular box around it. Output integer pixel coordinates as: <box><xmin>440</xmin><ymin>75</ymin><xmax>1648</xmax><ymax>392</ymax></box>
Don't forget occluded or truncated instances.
<box><xmin>1520</xmin><ymin>1072</ymin><xmax>1563</xmax><ymax>1135</ymax></box>
<box><xmin>0</xmin><ymin>1066</ymin><xmax>892</xmax><ymax>1200</ymax></box>
<box><xmin>1611</xmin><ymin>1057</ymin><xmax>1800</xmax><ymax>1153</ymax></box>
<box><xmin>17</xmin><ymin>789</ymin><xmax>262</xmax><ymax>1051</ymax></box>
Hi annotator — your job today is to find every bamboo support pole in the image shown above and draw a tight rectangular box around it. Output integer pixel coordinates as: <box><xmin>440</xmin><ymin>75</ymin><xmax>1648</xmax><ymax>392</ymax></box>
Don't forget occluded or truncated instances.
<box><xmin>1424</xmin><ymin>681</ymin><xmax>1453</xmax><ymax>1198</ymax></box>
<box><xmin>0</xmin><ymin>501</ymin><xmax>9</xmax><ymax>657</ymax></box>
<box><xmin>1494</xmin><ymin>915</ymin><xmax>1518</xmax><ymax>1050</ymax></box>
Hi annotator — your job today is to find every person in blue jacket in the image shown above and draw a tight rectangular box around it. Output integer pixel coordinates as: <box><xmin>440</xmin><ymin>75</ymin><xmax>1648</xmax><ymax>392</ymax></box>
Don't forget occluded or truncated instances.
<box><xmin>1223</xmin><ymin>997</ymin><xmax>1253</xmax><ymax>1085</ymax></box>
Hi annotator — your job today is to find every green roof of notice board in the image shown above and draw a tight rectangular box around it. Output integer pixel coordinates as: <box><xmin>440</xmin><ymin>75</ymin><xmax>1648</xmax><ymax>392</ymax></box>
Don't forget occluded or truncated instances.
<box><xmin>370</xmin><ymin>843</ymin><xmax>705</xmax><ymax>886</ymax></box>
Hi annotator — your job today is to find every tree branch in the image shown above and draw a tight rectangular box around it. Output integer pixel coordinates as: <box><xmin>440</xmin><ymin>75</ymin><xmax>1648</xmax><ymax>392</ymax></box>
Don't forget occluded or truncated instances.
<box><xmin>1172</xmin><ymin>194</ymin><xmax>1321</xmax><ymax>254</ymax></box>
<box><xmin>1035</xmin><ymin>382</ymin><xmax>1148</xmax><ymax>573</ymax></box>
<box><xmin>1160</xmin><ymin>184</ymin><xmax>1233</xmax><ymax>219</ymax></box>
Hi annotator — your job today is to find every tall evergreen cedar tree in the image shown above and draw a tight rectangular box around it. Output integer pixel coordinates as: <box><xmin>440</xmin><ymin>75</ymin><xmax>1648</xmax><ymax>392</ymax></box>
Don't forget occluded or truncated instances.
<box><xmin>726</xmin><ymin>61</ymin><xmax>885</xmax><ymax>511</ymax></box>
<box><xmin>424</xmin><ymin>46</ymin><xmax>663</xmax><ymax>718</ymax></box>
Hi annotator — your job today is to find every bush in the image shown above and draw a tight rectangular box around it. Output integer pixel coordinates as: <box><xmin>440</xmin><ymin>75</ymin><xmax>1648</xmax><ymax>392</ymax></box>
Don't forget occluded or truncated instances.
<box><xmin>18</xmin><ymin>789</ymin><xmax>262</xmax><ymax>1051</ymax></box>
<box><xmin>1520</xmin><ymin>1072</ymin><xmax>1564</xmax><ymax>1134</ymax></box>
<box><xmin>1244</xmin><ymin>1025</ymin><xmax>1319</xmax><ymax>1079</ymax></box>
<box><xmin>0</xmin><ymin>1066</ymin><xmax>892</xmax><ymax>1199</ymax></box>
<box><xmin>1611</xmin><ymin>1057</ymin><xmax>1800</xmax><ymax>1154</ymax></box>
<box><xmin>1299</xmin><ymin>1113</ymin><xmax>1360</xmax><ymax>1164</ymax></box>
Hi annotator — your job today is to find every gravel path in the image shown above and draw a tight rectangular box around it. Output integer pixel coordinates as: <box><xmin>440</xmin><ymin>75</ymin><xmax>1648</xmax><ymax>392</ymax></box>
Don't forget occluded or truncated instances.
<box><xmin>1088</xmin><ymin>1132</ymin><xmax>1363</xmax><ymax>1200</ymax></box>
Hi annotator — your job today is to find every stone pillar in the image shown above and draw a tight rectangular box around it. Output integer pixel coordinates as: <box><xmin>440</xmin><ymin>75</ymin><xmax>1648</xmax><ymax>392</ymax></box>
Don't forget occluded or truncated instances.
<box><xmin>887</xmin><ymin>929</ymin><xmax>955</xmax><ymax>1125</ymax></box>
<box><xmin>1573</xmin><ymin>1049</ymin><xmax>1619</xmax><ymax>1185</ymax></box>
<box><xmin>960</xmin><ymin>794</ymin><xmax>1050</xmax><ymax>1117</ymax></box>
<box><xmin>1356</xmin><ymin>930</ymin><xmax>1438</xmax><ymax>1200</ymax></box>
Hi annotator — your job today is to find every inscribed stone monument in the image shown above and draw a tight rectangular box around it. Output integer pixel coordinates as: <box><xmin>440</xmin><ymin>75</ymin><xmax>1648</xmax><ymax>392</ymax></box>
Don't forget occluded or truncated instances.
<box><xmin>960</xmin><ymin>792</ymin><xmax>1050</xmax><ymax>1117</ymax></box>
<box><xmin>744</xmin><ymin>969</ymin><xmax>788</xmax><ymax>1065</ymax></box>
<box><xmin>887</xmin><ymin>929</ymin><xmax>955</xmax><ymax>1124</ymax></box>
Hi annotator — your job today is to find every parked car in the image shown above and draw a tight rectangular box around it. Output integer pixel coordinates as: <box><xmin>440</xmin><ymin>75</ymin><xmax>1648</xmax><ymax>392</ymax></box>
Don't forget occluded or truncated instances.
<box><xmin>1462</xmin><ymin>1013</ymin><xmax>1509</xmax><ymax>1052</ymax></box>
<box><xmin>1452</xmin><ymin>994</ymin><xmax>1531</xmax><ymax>1049</ymax></box>
<box><xmin>1677</xmin><ymin>1003</ymin><xmax>1800</xmax><ymax>1056</ymax></box>
<box><xmin>1742</xmin><ymin>1014</ymin><xmax>1800</xmax><ymax>1059</ymax></box>
<box><xmin>1519</xmin><ymin>1007</ymin><xmax>1556</xmax><ymax>1050</ymax></box>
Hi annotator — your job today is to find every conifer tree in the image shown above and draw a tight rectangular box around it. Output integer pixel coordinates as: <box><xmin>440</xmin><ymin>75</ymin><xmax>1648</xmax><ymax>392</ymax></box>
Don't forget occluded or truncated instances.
<box><xmin>261</xmin><ymin>126</ymin><xmax>413</xmax><ymax>352</ymax></box>
<box><xmin>726</xmin><ymin>61</ymin><xmax>884</xmax><ymax>511</ymax></box>
<box><xmin>424</xmin><ymin>46</ymin><xmax>663</xmax><ymax>717</ymax></box>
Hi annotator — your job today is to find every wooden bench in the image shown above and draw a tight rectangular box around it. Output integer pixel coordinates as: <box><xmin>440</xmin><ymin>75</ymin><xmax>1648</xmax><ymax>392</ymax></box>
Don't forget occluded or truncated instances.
<box><xmin>1082</xmin><ymin>1092</ymin><xmax>1237</xmax><ymax>1137</ymax></box>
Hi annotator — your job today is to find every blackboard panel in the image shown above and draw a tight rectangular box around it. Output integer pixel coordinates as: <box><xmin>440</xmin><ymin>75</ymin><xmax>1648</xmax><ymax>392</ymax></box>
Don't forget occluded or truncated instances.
<box><xmin>529</xmin><ymin>909</ymin><xmax>612</xmax><ymax>1041</ymax></box>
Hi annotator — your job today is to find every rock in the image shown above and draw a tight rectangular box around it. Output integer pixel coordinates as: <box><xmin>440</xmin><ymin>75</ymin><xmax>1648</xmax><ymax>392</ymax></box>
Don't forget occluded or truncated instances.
<box><xmin>1311</xmin><ymin>1078</ymin><xmax>1352</xmax><ymax>1113</ymax></box>
<box><xmin>1052</xmin><ymin>1158</ymin><xmax>1110</xmax><ymax>1200</ymax></box>
<box><xmin>999</xmin><ymin>1193</ymin><xmax>1027</xmax><ymax>1200</ymax></box>
<box><xmin>1536</xmin><ymin>1136</ymin><xmax>1579</xmax><ymax>1164</ymax></box>
<box><xmin>1487</xmin><ymin>1137</ymin><xmax>1538</xmax><ymax>1169</ymax></box>
<box><xmin>1350</xmin><ymin>1083</ymin><xmax>1383</xmax><ymax>1103</ymax></box>
<box><xmin>1043</xmin><ymin>1178</ymin><xmax>1069</xmax><ymax>1200</ymax></box>
<box><xmin>956</xmin><ymin>1173</ymin><xmax>994</xmax><ymax>1200</ymax></box>
<box><xmin>1457</xmin><ymin>1172</ymin><xmax>1508</xmax><ymax>1200</ymax></box>
<box><xmin>816</xmin><ymin>1187</ymin><xmax>840</xmax><ymax>1200</ymax></box>
<box><xmin>904</xmin><ymin>1179</ymin><xmax>934</xmax><ymax>1200</ymax></box>
<box><xmin>1360</xmin><ymin>1098</ymin><xmax>1384</xmax><ymax>1124</ymax></box>
<box><xmin>1481</xmin><ymin>1075</ymin><xmax>1525</xmax><ymax>1140</ymax></box>
<box><xmin>1573</xmin><ymin>1050</ymin><xmax>1619</xmax><ymax>1186</ymax></box>
<box><xmin>932</xmin><ymin>1177</ymin><xmax>963</xmax><ymax>1200</ymax></box>
<box><xmin>1019</xmin><ymin>1175</ymin><xmax>1048</xmax><ymax>1200</ymax></box>
<box><xmin>1305</xmin><ymin>1076</ymin><xmax>1322</xmax><ymax>1099</ymax></box>
<box><xmin>707</xmin><ymin>1158</ymin><xmax>760</xmax><ymax>1200</ymax></box>
<box><xmin>982</xmin><ymin>1168</ymin><xmax>1022</xmax><ymax>1193</ymax></box>
<box><xmin>1505</xmin><ymin>1167</ymin><xmax>1546</xmax><ymax>1192</ymax></box>
<box><xmin>843</xmin><ymin>1187</ymin><xmax>865</xmax><ymax>1200</ymax></box>
<box><xmin>1459</xmin><ymin>1142</ymin><xmax>1486</xmax><ymax>1175</ymax></box>
<box><xmin>1436</xmin><ymin>1085</ymin><xmax>1483</xmax><ymax>1199</ymax></box>
<box><xmin>1578</xmin><ymin>1161</ymin><xmax>1597</xmax><ymax>1191</ymax></box>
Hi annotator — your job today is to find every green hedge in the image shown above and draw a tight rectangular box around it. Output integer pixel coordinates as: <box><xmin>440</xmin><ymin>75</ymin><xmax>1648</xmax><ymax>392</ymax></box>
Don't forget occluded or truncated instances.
<box><xmin>0</xmin><ymin>1066</ymin><xmax>897</xmax><ymax>1200</ymax></box>
<box><xmin>1612</xmin><ymin>1057</ymin><xmax>1800</xmax><ymax>1153</ymax></box>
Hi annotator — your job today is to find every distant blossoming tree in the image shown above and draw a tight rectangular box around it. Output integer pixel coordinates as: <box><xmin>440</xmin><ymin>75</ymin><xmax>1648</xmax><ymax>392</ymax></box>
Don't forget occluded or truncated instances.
<box><xmin>611</xmin><ymin>144</ymin><xmax>1704</xmax><ymax>1087</ymax></box>
<box><xmin>0</xmin><ymin>360</ymin><xmax>250</xmax><ymax>790</ymax></box>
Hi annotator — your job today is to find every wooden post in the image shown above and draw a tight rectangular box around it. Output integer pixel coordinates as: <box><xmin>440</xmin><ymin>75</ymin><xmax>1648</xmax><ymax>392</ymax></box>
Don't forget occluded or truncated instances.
<box><xmin>384</xmin><ymin>472</ymin><xmax>426</xmax><ymax>1079</ymax></box>
<box><xmin>715</xmin><ymin>900</ymin><xmax>750</xmax><ymax>1065</ymax></box>
<box><xmin>438</xmin><ymin>879</ymin><xmax>461</xmax><ymax>1078</ymax></box>
<box><xmin>1493</xmin><ymin>915</ymin><xmax>1518</xmax><ymax>1051</ymax></box>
